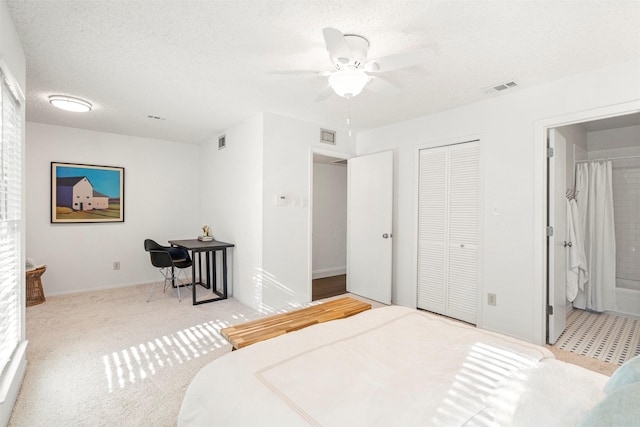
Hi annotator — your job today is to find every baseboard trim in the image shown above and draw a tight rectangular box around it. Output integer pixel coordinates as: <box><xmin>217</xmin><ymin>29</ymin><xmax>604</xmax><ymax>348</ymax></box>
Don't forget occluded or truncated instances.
<box><xmin>46</xmin><ymin>280</ymin><xmax>154</xmax><ymax>297</ymax></box>
<box><xmin>312</xmin><ymin>267</ymin><xmax>346</xmax><ymax>280</ymax></box>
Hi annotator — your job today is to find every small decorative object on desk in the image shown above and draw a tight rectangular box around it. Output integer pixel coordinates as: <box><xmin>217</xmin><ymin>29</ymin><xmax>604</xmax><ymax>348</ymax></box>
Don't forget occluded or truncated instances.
<box><xmin>198</xmin><ymin>225</ymin><xmax>213</xmax><ymax>241</ymax></box>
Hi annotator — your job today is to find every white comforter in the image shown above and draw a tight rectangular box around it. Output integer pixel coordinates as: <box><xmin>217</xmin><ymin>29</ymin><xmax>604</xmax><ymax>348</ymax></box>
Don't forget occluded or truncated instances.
<box><xmin>179</xmin><ymin>306</ymin><xmax>607</xmax><ymax>426</ymax></box>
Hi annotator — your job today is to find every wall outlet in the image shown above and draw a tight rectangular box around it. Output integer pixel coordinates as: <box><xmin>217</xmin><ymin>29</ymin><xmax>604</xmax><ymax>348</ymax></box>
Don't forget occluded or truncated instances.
<box><xmin>488</xmin><ymin>293</ymin><xmax>497</xmax><ymax>306</ymax></box>
<box><xmin>113</xmin><ymin>261</ymin><xmax>120</xmax><ymax>271</ymax></box>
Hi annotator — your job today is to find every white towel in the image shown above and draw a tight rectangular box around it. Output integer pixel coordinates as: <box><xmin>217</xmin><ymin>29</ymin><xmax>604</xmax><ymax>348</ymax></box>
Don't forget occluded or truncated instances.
<box><xmin>566</xmin><ymin>199</ymin><xmax>589</xmax><ymax>302</ymax></box>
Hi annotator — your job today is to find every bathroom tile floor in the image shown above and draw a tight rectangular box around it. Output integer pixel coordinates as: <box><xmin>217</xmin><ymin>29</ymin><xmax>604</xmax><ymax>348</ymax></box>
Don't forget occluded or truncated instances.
<box><xmin>554</xmin><ymin>309</ymin><xmax>640</xmax><ymax>365</ymax></box>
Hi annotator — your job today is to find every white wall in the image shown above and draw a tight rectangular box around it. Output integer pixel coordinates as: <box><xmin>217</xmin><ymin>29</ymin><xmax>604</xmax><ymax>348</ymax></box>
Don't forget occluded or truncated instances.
<box><xmin>588</xmin><ymin>124</ymin><xmax>640</xmax><ymax>151</ymax></box>
<box><xmin>25</xmin><ymin>122</ymin><xmax>200</xmax><ymax>295</ymax></box>
<box><xmin>199</xmin><ymin>114</ymin><xmax>264</xmax><ymax>310</ymax></box>
<box><xmin>1</xmin><ymin>1</ymin><xmax>25</xmax><ymax>90</ymax></box>
<box><xmin>261</xmin><ymin>112</ymin><xmax>354</xmax><ymax>311</ymax></box>
<box><xmin>198</xmin><ymin>112</ymin><xmax>354</xmax><ymax>313</ymax></box>
<box><xmin>356</xmin><ymin>59</ymin><xmax>640</xmax><ymax>344</ymax></box>
<box><xmin>0</xmin><ymin>0</ymin><xmax>26</xmax><ymax>423</ymax></box>
<box><xmin>312</xmin><ymin>162</ymin><xmax>347</xmax><ymax>278</ymax></box>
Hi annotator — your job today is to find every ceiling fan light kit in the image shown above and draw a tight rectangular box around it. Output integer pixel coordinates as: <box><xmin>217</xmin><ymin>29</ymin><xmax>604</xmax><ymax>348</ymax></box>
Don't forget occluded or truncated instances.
<box><xmin>328</xmin><ymin>69</ymin><xmax>369</xmax><ymax>98</ymax></box>
<box><xmin>48</xmin><ymin>95</ymin><xmax>92</xmax><ymax>112</ymax></box>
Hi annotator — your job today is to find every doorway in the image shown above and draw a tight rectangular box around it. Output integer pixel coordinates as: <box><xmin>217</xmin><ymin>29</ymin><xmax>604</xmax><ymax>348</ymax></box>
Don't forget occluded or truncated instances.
<box><xmin>547</xmin><ymin>111</ymin><xmax>640</xmax><ymax>365</ymax></box>
<box><xmin>311</xmin><ymin>153</ymin><xmax>348</xmax><ymax>301</ymax></box>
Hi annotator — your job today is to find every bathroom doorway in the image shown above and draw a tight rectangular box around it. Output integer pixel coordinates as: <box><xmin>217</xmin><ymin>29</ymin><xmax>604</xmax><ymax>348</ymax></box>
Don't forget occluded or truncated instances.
<box><xmin>547</xmin><ymin>111</ymin><xmax>640</xmax><ymax>365</ymax></box>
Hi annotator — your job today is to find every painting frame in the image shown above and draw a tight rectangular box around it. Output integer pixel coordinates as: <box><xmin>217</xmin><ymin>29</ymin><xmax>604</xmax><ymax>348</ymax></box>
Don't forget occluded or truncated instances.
<box><xmin>51</xmin><ymin>162</ymin><xmax>125</xmax><ymax>223</ymax></box>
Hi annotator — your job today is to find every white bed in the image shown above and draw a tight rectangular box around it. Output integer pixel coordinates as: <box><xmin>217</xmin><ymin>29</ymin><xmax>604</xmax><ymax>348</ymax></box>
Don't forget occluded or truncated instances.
<box><xmin>178</xmin><ymin>306</ymin><xmax>611</xmax><ymax>426</ymax></box>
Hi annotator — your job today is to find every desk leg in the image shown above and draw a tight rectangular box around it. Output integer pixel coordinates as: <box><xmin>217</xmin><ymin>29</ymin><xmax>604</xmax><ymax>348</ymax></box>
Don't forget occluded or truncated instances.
<box><xmin>222</xmin><ymin>248</ymin><xmax>228</xmax><ymax>299</ymax></box>
<box><xmin>191</xmin><ymin>251</ymin><xmax>197</xmax><ymax>305</ymax></box>
<box><xmin>212</xmin><ymin>250</ymin><xmax>217</xmax><ymax>293</ymax></box>
<box><xmin>205</xmin><ymin>251</ymin><xmax>211</xmax><ymax>289</ymax></box>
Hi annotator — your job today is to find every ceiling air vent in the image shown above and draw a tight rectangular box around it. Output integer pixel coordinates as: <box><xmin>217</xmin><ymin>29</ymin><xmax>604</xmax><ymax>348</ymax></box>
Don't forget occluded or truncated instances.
<box><xmin>320</xmin><ymin>128</ymin><xmax>336</xmax><ymax>145</ymax></box>
<box><xmin>482</xmin><ymin>80</ymin><xmax>518</xmax><ymax>94</ymax></box>
<box><xmin>218</xmin><ymin>134</ymin><xmax>226</xmax><ymax>150</ymax></box>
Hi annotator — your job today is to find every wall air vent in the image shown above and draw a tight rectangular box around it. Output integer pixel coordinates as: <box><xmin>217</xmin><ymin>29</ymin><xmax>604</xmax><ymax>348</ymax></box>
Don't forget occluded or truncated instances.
<box><xmin>218</xmin><ymin>134</ymin><xmax>226</xmax><ymax>150</ymax></box>
<box><xmin>482</xmin><ymin>80</ymin><xmax>518</xmax><ymax>94</ymax></box>
<box><xmin>320</xmin><ymin>128</ymin><xmax>336</xmax><ymax>145</ymax></box>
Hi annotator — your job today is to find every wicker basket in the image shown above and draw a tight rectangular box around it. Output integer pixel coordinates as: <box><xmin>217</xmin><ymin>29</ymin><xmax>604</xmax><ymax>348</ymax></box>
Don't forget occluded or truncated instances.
<box><xmin>26</xmin><ymin>265</ymin><xmax>46</xmax><ymax>307</ymax></box>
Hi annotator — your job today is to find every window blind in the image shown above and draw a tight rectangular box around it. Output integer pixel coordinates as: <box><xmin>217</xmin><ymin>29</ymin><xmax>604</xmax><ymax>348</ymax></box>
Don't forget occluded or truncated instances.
<box><xmin>0</xmin><ymin>67</ymin><xmax>22</xmax><ymax>378</ymax></box>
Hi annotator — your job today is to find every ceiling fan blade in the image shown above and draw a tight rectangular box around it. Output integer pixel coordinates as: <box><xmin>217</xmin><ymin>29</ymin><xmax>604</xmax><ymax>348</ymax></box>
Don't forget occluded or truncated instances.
<box><xmin>365</xmin><ymin>76</ymin><xmax>400</xmax><ymax>96</ymax></box>
<box><xmin>314</xmin><ymin>85</ymin><xmax>334</xmax><ymax>102</ymax></box>
<box><xmin>322</xmin><ymin>27</ymin><xmax>352</xmax><ymax>67</ymax></box>
<box><xmin>268</xmin><ymin>70</ymin><xmax>332</xmax><ymax>77</ymax></box>
<box><xmin>364</xmin><ymin>49</ymin><xmax>434</xmax><ymax>73</ymax></box>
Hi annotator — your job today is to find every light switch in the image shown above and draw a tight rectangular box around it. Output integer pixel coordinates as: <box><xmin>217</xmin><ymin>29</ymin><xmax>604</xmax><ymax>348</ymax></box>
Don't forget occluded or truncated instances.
<box><xmin>275</xmin><ymin>194</ymin><xmax>288</xmax><ymax>206</ymax></box>
<box><xmin>488</xmin><ymin>293</ymin><xmax>497</xmax><ymax>306</ymax></box>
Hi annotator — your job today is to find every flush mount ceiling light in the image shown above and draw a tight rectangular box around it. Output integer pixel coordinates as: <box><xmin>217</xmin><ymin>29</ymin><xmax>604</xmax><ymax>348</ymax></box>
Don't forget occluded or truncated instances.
<box><xmin>328</xmin><ymin>69</ymin><xmax>369</xmax><ymax>98</ymax></box>
<box><xmin>48</xmin><ymin>95</ymin><xmax>92</xmax><ymax>112</ymax></box>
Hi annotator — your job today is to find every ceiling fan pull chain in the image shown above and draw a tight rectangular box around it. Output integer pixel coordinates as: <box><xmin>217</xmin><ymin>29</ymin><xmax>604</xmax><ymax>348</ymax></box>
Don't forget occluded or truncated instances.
<box><xmin>347</xmin><ymin>101</ymin><xmax>353</xmax><ymax>137</ymax></box>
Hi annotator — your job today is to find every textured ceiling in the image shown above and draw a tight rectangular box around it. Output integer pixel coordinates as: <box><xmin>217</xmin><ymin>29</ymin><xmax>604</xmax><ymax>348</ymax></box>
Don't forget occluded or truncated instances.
<box><xmin>7</xmin><ymin>0</ymin><xmax>640</xmax><ymax>144</ymax></box>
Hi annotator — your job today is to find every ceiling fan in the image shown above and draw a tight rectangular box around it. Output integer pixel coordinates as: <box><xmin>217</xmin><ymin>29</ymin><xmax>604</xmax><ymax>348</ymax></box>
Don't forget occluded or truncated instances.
<box><xmin>314</xmin><ymin>27</ymin><xmax>434</xmax><ymax>101</ymax></box>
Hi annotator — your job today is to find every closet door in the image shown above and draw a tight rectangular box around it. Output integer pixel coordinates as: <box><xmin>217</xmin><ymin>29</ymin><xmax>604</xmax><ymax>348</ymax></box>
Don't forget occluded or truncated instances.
<box><xmin>417</xmin><ymin>146</ymin><xmax>448</xmax><ymax>313</ymax></box>
<box><xmin>417</xmin><ymin>141</ymin><xmax>479</xmax><ymax>324</ymax></box>
<box><xmin>447</xmin><ymin>142</ymin><xmax>479</xmax><ymax>324</ymax></box>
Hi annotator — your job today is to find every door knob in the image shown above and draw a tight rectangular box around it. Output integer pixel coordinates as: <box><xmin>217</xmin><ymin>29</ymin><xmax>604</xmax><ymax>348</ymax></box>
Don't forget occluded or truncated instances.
<box><xmin>563</xmin><ymin>241</ymin><xmax>573</xmax><ymax>247</ymax></box>
<box><xmin>382</xmin><ymin>233</ymin><xmax>389</xmax><ymax>239</ymax></box>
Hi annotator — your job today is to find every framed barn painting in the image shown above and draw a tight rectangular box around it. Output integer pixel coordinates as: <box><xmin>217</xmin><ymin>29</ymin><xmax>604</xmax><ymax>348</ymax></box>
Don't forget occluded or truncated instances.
<box><xmin>51</xmin><ymin>162</ymin><xmax>124</xmax><ymax>223</ymax></box>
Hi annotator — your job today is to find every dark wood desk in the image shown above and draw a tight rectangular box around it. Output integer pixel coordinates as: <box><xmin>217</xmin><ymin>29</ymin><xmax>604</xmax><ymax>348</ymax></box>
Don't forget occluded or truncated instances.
<box><xmin>168</xmin><ymin>239</ymin><xmax>234</xmax><ymax>305</ymax></box>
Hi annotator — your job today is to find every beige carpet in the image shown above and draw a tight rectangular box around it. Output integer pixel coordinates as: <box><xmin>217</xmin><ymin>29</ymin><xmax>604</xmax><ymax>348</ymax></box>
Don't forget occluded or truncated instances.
<box><xmin>9</xmin><ymin>283</ymin><xmax>263</xmax><ymax>426</ymax></box>
<box><xmin>546</xmin><ymin>346</ymin><xmax>618</xmax><ymax>376</ymax></box>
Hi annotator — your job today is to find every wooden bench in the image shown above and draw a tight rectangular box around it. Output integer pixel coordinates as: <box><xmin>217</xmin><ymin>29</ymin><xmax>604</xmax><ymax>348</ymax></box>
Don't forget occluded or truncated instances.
<box><xmin>221</xmin><ymin>296</ymin><xmax>371</xmax><ymax>350</ymax></box>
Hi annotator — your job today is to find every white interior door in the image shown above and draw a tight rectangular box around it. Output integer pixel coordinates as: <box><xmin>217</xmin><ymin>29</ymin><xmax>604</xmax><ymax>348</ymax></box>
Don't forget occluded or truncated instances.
<box><xmin>446</xmin><ymin>142</ymin><xmax>480</xmax><ymax>324</ymax></box>
<box><xmin>417</xmin><ymin>147</ymin><xmax>448</xmax><ymax>314</ymax></box>
<box><xmin>417</xmin><ymin>142</ymin><xmax>479</xmax><ymax>325</ymax></box>
<box><xmin>347</xmin><ymin>151</ymin><xmax>393</xmax><ymax>304</ymax></box>
<box><xmin>548</xmin><ymin>129</ymin><xmax>567</xmax><ymax>344</ymax></box>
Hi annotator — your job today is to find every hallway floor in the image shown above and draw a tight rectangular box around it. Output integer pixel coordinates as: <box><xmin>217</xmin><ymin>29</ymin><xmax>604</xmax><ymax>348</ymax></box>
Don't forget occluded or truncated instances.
<box><xmin>554</xmin><ymin>308</ymin><xmax>640</xmax><ymax>366</ymax></box>
<box><xmin>312</xmin><ymin>274</ymin><xmax>347</xmax><ymax>301</ymax></box>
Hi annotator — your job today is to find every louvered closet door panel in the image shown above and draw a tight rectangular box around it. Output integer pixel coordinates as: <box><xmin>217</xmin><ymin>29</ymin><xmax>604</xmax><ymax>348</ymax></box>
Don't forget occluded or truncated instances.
<box><xmin>447</xmin><ymin>246</ymin><xmax>478</xmax><ymax>324</ymax></box>
<box><xmin>448</xmin><ymin>142</ymin><xmax>479</xmax><ymax>245</ymax></box>
<box><xmin>417</xmin><ymin>147</ymin><xmax>448</xmax><ymax>313</ymax></box>
<box><xmin>447</xmin><ymin>141</ymin><xmax>479</xmax><ymax>324</ymax></box>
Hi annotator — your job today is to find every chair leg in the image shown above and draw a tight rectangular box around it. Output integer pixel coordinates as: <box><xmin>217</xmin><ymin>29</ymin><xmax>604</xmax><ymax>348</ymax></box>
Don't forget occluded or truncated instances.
<box><xmin>148</xmin><ymin>268</ymin><xmax>171</xmax><ymax>302</ymax></box>
<box><xmin>147</xmin><ymin>267</ymin><xmax>191</xmax><ymax>303</ymax></box>
<box><xmin>175</xmin><ymin>269</ymin><xmax>192</xmax><ymax>303</ymax></box>
<box><xmin>162</xmin><ymin>268</ymin><xmax>171</xmax><ymax>293</ymax></box>
<box><xmin>176</xmin><ymin>272</ymin><xmax>182</xmax><ymax>302</ymax></box>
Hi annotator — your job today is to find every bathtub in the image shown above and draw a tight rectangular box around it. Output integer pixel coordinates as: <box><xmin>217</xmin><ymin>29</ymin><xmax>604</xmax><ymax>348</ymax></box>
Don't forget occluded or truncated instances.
<box><xmin>614</xmin><ymin>278</ymin><xmax>640</xmax><ymax>317</ymax></box>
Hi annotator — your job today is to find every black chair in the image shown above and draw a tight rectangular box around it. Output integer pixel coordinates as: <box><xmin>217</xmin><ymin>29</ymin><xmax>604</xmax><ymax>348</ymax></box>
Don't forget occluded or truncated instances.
<box><xmin>144</xmin><ymin>239</ymin><xmax>192</xmax><ymax>302</ymax></box>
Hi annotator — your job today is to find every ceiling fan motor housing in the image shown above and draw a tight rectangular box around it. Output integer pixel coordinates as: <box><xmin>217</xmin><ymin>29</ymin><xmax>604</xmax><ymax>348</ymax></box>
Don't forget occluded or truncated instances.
<box><xmin>335</xmin><ymin>34</ymin><xmax>370</xmax><ymax>69</ymax></box>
